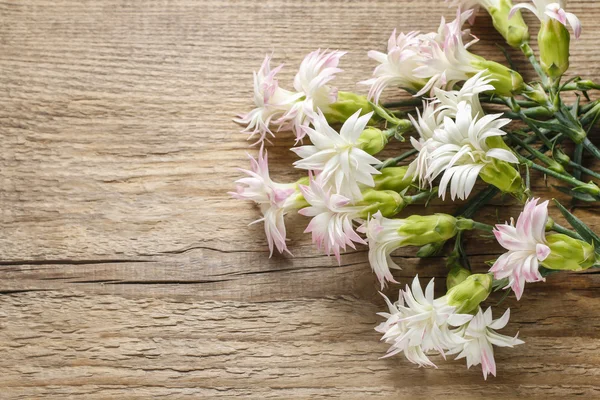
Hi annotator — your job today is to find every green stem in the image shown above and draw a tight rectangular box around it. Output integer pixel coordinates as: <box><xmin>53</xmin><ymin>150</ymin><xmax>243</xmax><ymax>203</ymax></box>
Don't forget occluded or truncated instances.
<box><xmin>519</xmin><ymin>155</ymin><xmax>598</xmax><ymax>193</ymax></box>
<box><xmin>520</xmin><ymin>42</ymin><xmax>550</xmax><ymax>87</ymax></box>
<box><xmin>550</xmin><ymin>222</ymin><xmax>583</xmax><ymax>240</ymax></box>
<box><xmin>382</xmin><ymin>99</ymin><xmax>423</xmax><ymax>108</ymax></box>
<box><xmin>582</xmin><ymin>137</ymin><xmax>600</xmax><ymax>161</ymax></box>
<box><xmin>456</xmin><ymin>185</ymin><xmax>499</xmax><ymax>219</ymax></box>
<box><xmin>405</xmin><ymin>189</ymin><xmax>437</xmax><ymax>205</ymax></box>
<box><xmin>376</xmin><ymin>149</ymin><xmax>418</xmax><ymax>170</ymax></box>
<box><xmin>470</xmin><ymin>221</ymin><xmax>495</xmax><ymax>232</ymax></box>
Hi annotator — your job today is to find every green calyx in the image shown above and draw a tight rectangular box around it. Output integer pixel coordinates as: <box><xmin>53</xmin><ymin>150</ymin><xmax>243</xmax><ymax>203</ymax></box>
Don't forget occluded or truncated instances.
<box><xmin>323</xmin><ymin>91</ymin><xmax>375</xmax><ymax>124</ymax></box>
<box><xmin>357</xmin><ymin>189</ymin><xmax>405</xmax><ymax>219</ymax></box>
<box><xmin>446</xmin><ymin>266</ymin><xmax>472</xmax><ymax>290</ymax></box>
<box><xmin>358</xmin><ymin>127</ymin><xmax>388</xmax><ymax>155</ymax></box>
<box><xmin>470</xmin><ymin>58</ymin><xmax>524</xmax><ymax>96</ymax></box>
<box><xmin>372</xmin><ymin>166</ymin><xmax>411</xmax><ymax>193</ymax></box>
<box><xmin>397</xmin><ymin>214</ymin><xmax>458</xmax><ymax>246</ymax></box>
<box><xmin>488</xmin><ymin>0</ymin><xmax>530</xmax><ymax>48</ymax></box>
<box><xmin>446</xmin><ymin>273</ymin><xmax>493</xmax><ymax>314</ymax></box>
<box><xmin>479</xmin><ymin>158</ymin><xmax>524</xmax><ymax>196</ymax></box>
<box><xmin>538</xmin><ymin>19</ymin><xmax>571</xmax><ymax>80</ymax></box>
<box><xmin>542</xmin><ymin>233</ymin><xmax>596</xmax><ymax>271</ymax></box>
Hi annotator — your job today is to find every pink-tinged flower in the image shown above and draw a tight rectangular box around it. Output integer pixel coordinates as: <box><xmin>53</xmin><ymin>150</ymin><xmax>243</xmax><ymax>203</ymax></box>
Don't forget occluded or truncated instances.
<box><xmin>490</xmin><ymin>198</ymin><xmax>551</xmax><ymax>300</ymax></box>
<box><xmin>234</xmin><ymin>55</ymin><xmax>301</xmax><ymax>145</ymax></box>
<box><xmin>414</xmin><ymin>10</ymin><xmax>482</xmax><ymax>96</ymax></box>
<box><xmin>292</xmin><ymin>109</ymin><xmax>381</xmax><ymax>201</ymax></box>
<box><xmin>450</xmin><ymin>307</ymin><xmax>524</xmax><ymax>379</ymax></box>
<box><xmin>230</xmin><ymin>148</ymin><xmax>301</xmax><ymax>256</ymax></box>
<box><xmin>375</xmin><ymin>277</ymin><xmax>473</xmax><ymax>367</ymax></box>
<box><xmin>361</xmin><ymin>30</ymin><xmax>426</xmax><ymax>103</ymax></box>
<box><xmin>298</xmin><ymin>176</ymin><xmax>366</xmax><ymax>262</ymax></box>
<box><xmin>277</xmin><ymin>49</ymin><xmax>346</xmax><ymax>141</ymax></box>
<box><xmin>510</xmin><ymin>0</ymin><xmax>581</xmax><ymax>38</ymax></box>
<box><xmin>358</xmin><ymin>211</ymin><xmax>405</xmax><ymax>289</ymax></box>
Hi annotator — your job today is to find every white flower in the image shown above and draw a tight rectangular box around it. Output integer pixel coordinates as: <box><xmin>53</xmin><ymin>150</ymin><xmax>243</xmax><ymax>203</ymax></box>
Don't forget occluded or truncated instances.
<box><xmin>234</xmin><ymin>55</ymin><xmax>301</xmax><ymax>145</ymax></box>
<box><xmin>292</xmin><ymin>109</ymin><xmax>381</xmax><ymax>201</ymax></box>
<box><xmin>230</xmin><ymin>148</ymin><xmax>300</xmax><ymax>256</ymax></box>
<box><xmin>277</xmin><ymin>49</ymin><xmax>346</xmax><ymax>141</ymax></box>
<box><xmin>298</xmin><ymin>176</ymin><xmax>366</xmax><ymax>262</ymax></box>
<box><xmin>407</xmin><ymin>101</ymin><xmax>517</xmax><ymax>201</ymax></box>
<box><xmin>361</xmin><ymin>30</ymin><xmax>426</xmax><ymax>103</ymax></box>
<box><xmin>511</xmin><ymin>1</ymin><xmax>581</xmax><ymax>38</ymax></box>
<box><xmin>376</xmin><ymin>277</ymin><xmax>473</xmax><ymax>367</ymax></box>
<box><xmin>490</xmin><ymin>198</ymin><xmax>550</xmax><ymax>300</ymax></box>
<box><xmin>450</xmin><ymin>307</ymin><xmax>524</xmax><ymax>380</ymax></box>
<box><xmin>357</xmin><ymin>211</ymin><xmax>405</xmax><ymax>288</ymax></box>
<box><xmin>433</xmin><ymin>70</ymin><xmax>495</xmax><ymax>119</ymax></box>
<box><xmin>414</xmin><ymin>10</ymin><xmax>482</xmax><ymax>96</ymax></box>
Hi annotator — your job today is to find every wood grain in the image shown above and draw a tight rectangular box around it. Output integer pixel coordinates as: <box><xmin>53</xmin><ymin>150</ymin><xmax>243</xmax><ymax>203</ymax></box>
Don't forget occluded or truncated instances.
<box><xmin>1</xmin><ymin>0</ymin><xmax>600</xmax><ymax>398</ymax></box>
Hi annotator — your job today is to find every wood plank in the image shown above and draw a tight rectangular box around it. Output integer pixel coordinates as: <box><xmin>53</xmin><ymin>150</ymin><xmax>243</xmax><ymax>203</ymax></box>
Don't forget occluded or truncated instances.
<box><xmin>1</xmin><ymin>0</ymin><xmax>600</xmax><ymax>398</ymax></box>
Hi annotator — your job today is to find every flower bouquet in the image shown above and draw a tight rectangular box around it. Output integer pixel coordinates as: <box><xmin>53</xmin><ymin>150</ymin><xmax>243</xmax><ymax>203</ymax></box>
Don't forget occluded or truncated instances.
<box><xmin>232</xmin><ymin>0</ymin><xmax>600</xmax><ymax>379</ymax></box>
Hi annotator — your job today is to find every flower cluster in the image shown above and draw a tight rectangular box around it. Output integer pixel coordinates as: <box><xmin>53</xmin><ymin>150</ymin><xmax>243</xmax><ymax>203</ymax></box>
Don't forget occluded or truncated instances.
<box><xmin>233</xmin><ymin>0</ymin><xmax>600</xmax><ymax>379</ymax></box>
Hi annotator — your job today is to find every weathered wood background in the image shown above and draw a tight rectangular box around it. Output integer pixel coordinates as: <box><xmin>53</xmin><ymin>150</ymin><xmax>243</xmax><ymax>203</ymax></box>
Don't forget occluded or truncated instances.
<box><xmin>1</xmin><ymin>0</ymin><xmax>600</xmax><ymax>398</ymax></box>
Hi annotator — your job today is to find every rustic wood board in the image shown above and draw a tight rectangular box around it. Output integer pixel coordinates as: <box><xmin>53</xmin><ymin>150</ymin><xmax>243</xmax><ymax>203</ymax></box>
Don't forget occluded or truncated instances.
<box><xmin>1</xmin><ymin>0</ymin><xmax>600</xmax><ymax>398</ymax></box>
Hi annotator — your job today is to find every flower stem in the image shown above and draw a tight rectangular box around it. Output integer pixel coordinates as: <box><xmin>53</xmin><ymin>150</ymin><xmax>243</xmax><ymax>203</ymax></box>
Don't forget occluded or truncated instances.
<box><xmin>550</xmin><ymin>222</ymin><xmax>583</xmax><ymax>240</ymax></box>
<box><xmin>455</xmin><ymin>185</ymin><xmax>499</xmax><ymax>219</ymax></box>
<box><xmin>520</xmin><ymin>42</ymin><xmax>550</xmax><ymax>87</ymax></box>
<box><xmin>376</xmin><ymin>148</ymin><xmax>418</xmax><ymax>170</ymax></box>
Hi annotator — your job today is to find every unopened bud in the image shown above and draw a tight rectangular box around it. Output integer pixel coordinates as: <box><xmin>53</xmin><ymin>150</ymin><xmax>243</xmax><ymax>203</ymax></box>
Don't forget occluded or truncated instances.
<box><xmin>542</xmin><ymin>233</ymin><xmax>597</xmax><ymax>271</ymax></box>
<box><xmin>357</xmin><ymin>189</ymin><xmax>404</xmax><ymax>219</ymax></box>
<box><xmin>523</xmin><ymin>83</ymin><xmax>549</xmax><ymax>105</ymax></box>
<box><xmin>447</xmin><ymin>267</ymin><xmax>472</xmax><ymax>290</ymax></box>
<box><xmin>358</xmin><ymin>127</ymin><xmax>388</xmax><ymax>155</ymax></box>
<box><xmin>323</xmin><ymin>91</ymin><xmax>374</xmax><ymax>124</ymax></box>
<box><xmin>488</xmin><ymin>0</ymin><xmax>530</xmax><ymax>48</ymax></box>
<box><xmin>538</xmin><ymin>19</ymin><xmax>571</xmax><ymax>80</ymax></box>
<box><xmin>446</xmin><ymin>273</ymin><xmax>493</xmax><ymax>314</ymax></box>
<box><xmin>416</xmin><ymin>241</ymin><xmax>446</xmax><ymax>258</ymax></box>
<box><xmin>479</xmin><ymin>159</ymin><xmax>523</xmax><ymax>194</ymax></box>
<box><xmin>373</xmin><ymin>166</ymin><xmax>411</xmax><ymax>192</ymax></box>
<box><xmin>470</xmin><ymin>58</ymin><xmax>524</xmax><ymax>96</ymax></box>
<box><xmin>553</xmin><ymin>148</ymin><xmax>571</xmax><ymax>166</ymax></box>
<box><xmin>397</xmin><ymin>214</ymin><xmax>458</xmax><ymax>246</ymax></box>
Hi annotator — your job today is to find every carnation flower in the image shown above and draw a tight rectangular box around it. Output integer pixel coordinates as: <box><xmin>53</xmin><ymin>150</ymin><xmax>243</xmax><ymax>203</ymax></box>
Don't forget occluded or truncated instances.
<box><xmin>234</xmin><ymin>55</ymin><xmax>301</xmax><ymax>145</ymax></box>
<box><xmin>230</xmin><ymin>148</ymin><xmax>302</xmax><ymax>256</ymax></box>
<box><xmin>376</xmin><ymin>277</ymin><xmax>473</xmax><ymax>367</ymax></box>
<box><xmin>361</xmin><ymin>30</ymin><xmax>426</xmax><ymax>103</ymax></box>
<box><xmin>292</xmin><ymin>109</ymin><xmax>381</xmax><ymax>201</ymax></box>
<box><xmin>407</xmin><ymin>101</ymin><xmax>517</xmax><ymax>201</ymax></box>
<box><xmin>298</xmin><ymin>175</ymin><xmax>366</xmax><ymax>262</ymax></box>
<box><xmin>490</xmin><ymin>198</ymin><xmax>550</xmax><ymax>300</ymax></box>
<box><xmin>236</xmin><ymin>50</ymin><xmax>345</xmax><ymax>144</ymax></box>
<box><xmin>357</xmin><ymin>211</ymin><xmax>405</xmax><ymax>288</ymax></box>
<box><xmin>450</xmin><ymin>307</ymin><xmax>524</xmax><ymax>379</ymax></box>
<box><xmin>277</xmin><ymin>49</ymin><xmax>346</xmax><ymax>141</ymax></box>
<box><xmin>511</xmin><ymin>0</ymin><xmax>581</xmax><ymax>38</ymax></box>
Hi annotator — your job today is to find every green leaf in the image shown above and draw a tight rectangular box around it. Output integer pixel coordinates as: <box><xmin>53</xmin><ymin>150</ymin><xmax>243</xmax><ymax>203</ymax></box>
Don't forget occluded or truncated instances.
<box><xmin>553</xmin><ymin>185</ymin><xmax>599</xmax><ymax>202</ymax></box>
<box><xmin>553</xmin><ymin>199</ymin><xmax>600</xmax><ymax>251</ymax></box>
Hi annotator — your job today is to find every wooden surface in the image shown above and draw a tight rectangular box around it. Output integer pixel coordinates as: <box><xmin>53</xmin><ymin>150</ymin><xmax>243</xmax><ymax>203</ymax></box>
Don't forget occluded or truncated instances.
<box><xmin>1</xmin><ymin>1</ymin><xmax>600</xmax><ymax>398</ymax></box>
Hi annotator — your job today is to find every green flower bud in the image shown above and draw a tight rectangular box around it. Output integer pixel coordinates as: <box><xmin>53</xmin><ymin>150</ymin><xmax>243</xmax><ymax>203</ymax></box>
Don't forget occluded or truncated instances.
<box><xmin>487</xmin><ymin>0</ymin><xmax>530</xmax><ymax>48</ymax></box>
<box><xmin>357</xmin><ymin>189</ymin><xmax>404</xmax><ymax>219</ymax></box>
<box><xmin>538</xmin><ymin>19</ymin><xmax>570</xmax><ymax>80</ymax></box>
<box><xmin>416</xmin><ymin>241</ymin><xmax>446</xmax><ymax>258</ymax></box>
<box><xmin>479</xmin><ymin>159</ymin><xmax>524</xmax><ymax>195</ymax></box>
<box><xmin>447</xmin><ymin>267</ymin><xmax>472</xmax><ymax>290</ymax></box>
<box><xmin>372</xmin><ymin>166</ymin><xmax>411</xmax><ymax>192</ymax></box>
<box><xmin>553</xmin><ymin>147</ymin><xmax>571</xmax><ymax>166</ymax></box>
<box><xmin>397</xmin><ymin>214</ymin><xmax>458</xmax><ymax>246</ymax></box>
<box><xmin>358</xmin><ymin>127</ymin><xmax>388</xmax><ymax>155</ymax></box>
<box><xmin>323</xmin><ymin>91</ymin><xmax>374</xmax><ymax>124</ymax></box>
<box><xmin>446</xmin><ymin>273</ymin><xmax>493</xmax><ymax>314</ymax></box>
<box><xmin>542</xmin><ymin>233</ymin><xmax>597</xmax><ymax>271</ymax></box>
<box><xmin>470</xmin><ymin>58</ymin><xmax>524</xmax><ymax>96</ymax></box>
<box><xmin>523</xmin><ymin>82</ymin><xmax>549</xmax><ymax>105</ymax></box>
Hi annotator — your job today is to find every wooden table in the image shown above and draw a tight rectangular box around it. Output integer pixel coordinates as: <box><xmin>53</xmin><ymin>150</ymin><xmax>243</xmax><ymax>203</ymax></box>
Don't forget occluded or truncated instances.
<box><xmin>2</xmin><ymin>1</ymin><xmax>600</xmax><ymax>398</ymax></box>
